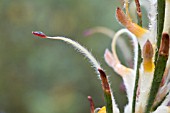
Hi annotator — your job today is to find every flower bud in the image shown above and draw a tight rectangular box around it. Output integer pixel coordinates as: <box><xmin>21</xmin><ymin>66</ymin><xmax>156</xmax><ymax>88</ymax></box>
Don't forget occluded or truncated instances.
<box><xmin>143</xmin><ymin>40</ymin><xmax>154</xmax><ymax>72</ymax></box>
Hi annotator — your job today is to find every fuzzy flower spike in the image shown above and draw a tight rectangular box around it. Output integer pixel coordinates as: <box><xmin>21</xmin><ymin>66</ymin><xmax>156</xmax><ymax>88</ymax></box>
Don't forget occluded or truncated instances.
<box><xmin>33</xmin><ymin>0</ymin><xmax>170</xmax><ymax>112</ymax></box>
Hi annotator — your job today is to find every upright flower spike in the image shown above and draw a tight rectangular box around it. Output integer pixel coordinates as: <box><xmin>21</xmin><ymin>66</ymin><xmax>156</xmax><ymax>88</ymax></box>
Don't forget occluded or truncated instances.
<box><xmin>136</xmin><ymin>40</ymin><xmax>155</xmax><ymax>112</ymax></box>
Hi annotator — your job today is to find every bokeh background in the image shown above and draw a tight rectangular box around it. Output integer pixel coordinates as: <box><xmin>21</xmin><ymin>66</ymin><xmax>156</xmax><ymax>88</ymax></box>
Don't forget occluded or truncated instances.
<box><xmin>0</xmin><ymin>0</ymin><xmax>148</xmax><ymax>113</ymax></box>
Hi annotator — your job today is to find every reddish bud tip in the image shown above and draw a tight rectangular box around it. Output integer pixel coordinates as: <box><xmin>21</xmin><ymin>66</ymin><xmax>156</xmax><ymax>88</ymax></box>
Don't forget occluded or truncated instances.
<box><xmin>116</xmin><ymin>7</ymin><xmax>130</xmax><ymax>27</ymax></box>
<box><xmin>116</xmin><ymin>7</ymin><xmax>121</xmax><ymax>11</ymax></box>
<box><xmin>32</xmin><ymin>31</ymin><xmax>47</xmax><ymax>38</ymax></box>
<box><xmin>143</xmin><ymin>40</ymin><xmax>154</xmax><ymax>60</ymax></box>
<box><xmin>116</xmin><ymin>7</ymin><xmax>122</xmax><ymax>21</ymax></box>
<box><xmin>87</xmin><ymin>96</ymin><xmax>95</xmax><ymax>113</ymax></box>
<box><xmin>88</xmin><ymin>96</ymin><xmax>92</xmax><ymax>100</ymax></box>
<box><xmin>159</xmin><ymin>33</ymin><xmax>169</xmax><ymax>57</ymax></box>
<box><xmin>98</xmin><ymin>69</ymin><xmax>110</xmax><ymax>93</ymax></box>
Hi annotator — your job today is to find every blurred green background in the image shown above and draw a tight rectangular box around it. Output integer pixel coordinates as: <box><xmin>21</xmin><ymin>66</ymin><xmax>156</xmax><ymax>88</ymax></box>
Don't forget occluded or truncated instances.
<box><xmin>0</xmin><ymin>0</ymin><xmax>134</xmax><ymax>113</ymax></box>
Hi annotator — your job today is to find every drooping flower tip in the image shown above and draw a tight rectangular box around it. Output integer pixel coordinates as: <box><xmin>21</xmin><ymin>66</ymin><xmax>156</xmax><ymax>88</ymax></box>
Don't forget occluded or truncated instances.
<box><xmin>32</xmin><ymin>31</ymin><xmax>47</xmax><ymax>38</ymax></box>
<box><xmin>159</xmin><ymin>33</ymin><xmax>169</xmax><ymax>57</ymax></box>
<box><xmin>83</xmin><ymin>30</ymin><xmax>93</xmax><ymax>36</ymax></box>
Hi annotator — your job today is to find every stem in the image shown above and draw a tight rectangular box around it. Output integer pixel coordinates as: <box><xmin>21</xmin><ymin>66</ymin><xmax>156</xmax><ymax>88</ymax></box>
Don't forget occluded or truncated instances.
<box><xmin>145</xmin><ymin>56</ymin><xmax>167</xmax><ymax>113</ymax></box>
<box><xmin>154</xmin><ymin>0</ymin><xmax>165</xmax><ymax>64</ymax></box>
<box><xmin>98</xmin><ymin>69</ymin><xmax>113</xmax><ymax>113</ymax></box>
<box><xmin>132</xmin><ymin>44</ymin><xmax>142</xmax><ymax>113</ymax></box>
<box><xmin>104</xmin><ymin>92</ymin><xmax>113</xmax><ymax>113</ymax></box>
<box><xmin>145</xmin><ymin>33</ymin><xmax>169</xmax><ymax>113</ymax></box>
